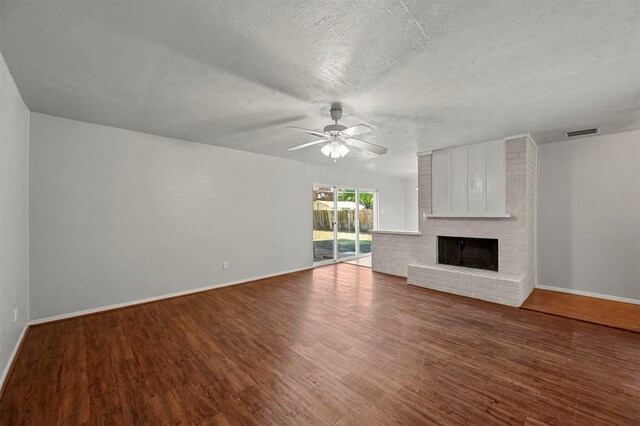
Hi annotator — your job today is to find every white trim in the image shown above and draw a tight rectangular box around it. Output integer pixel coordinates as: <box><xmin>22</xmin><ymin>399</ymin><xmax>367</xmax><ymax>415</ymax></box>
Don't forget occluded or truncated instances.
<box><xmin>416</xmin><ymin>151</ymin><xmax>432</xmax><ymax>157</ymax></box>
<box><xmin>333</xmin><ymin>187</ymin><xmax>338</xmax><ymax>261</ymax></box>
<box><xmin>426</xmin><ymin>213</ymin><xmax>511</xmax><ymax>218</ymax></box>
<box><xmin>536</xmin><ymin>285</ymin><xmax>640</xmax><ymax>305</ymax></box>
<box><xmin>533</xmin><ymin>139</ymin><xmax>538</xmax><ymax>288</ymax></box>
<box><xmin>29</xmin><ymin>266</ymin><xmax>314</xmax><ymax>325</ymax></box>
<box><xmin>313</xmin><ymin>183</ymin><xmax>377</xmax><ymax>193</ymax></box>
<box><xmin>1</xmin><ymin>325</ymin><xmax>28</xmax><ymax>392</ymax></box>
<box><xmin>373</xmin><ymin>189</ymin><xmax>379</xmax><ymax>230</ymax></box>
<box><xmin>504</xmin><ymin>133</ymin><xmax>530</xmax><ymax>140</ymax></box>
<box><xmin>371</xmin><ymin>230</ymin><xmax>421</xmax><ymax>236</ymax></box>
<box><xmin>505</xmin><ymin>133</ymin><xmax>538</xmax><ymax>146</ymax></box>
<box><xmin>355</xmin><ymin>189</ymin><xmax>360</xmax><ymax>258</ymax></box>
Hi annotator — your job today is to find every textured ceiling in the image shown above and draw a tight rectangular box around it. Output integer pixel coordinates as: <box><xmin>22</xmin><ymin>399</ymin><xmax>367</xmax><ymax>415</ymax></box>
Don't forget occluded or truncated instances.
<box><xmin>1</xmin><ymin>0</ymin><xmax>639</xmax><ymax>178</ymax></box>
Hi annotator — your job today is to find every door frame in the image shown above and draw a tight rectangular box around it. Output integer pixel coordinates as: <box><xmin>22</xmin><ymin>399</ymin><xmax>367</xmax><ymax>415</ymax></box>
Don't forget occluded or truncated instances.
<box><xmin>313</xmin><ymin>184</ymin><xmax>378</xmax><ymax>266</ymax></box>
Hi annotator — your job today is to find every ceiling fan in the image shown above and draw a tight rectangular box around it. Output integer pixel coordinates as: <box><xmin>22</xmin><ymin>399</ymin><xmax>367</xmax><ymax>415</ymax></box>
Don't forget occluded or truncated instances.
<box><xmin>287</xmin><ymin>105</ymin><xmax>387</xmax><ymax>161</ymax></box>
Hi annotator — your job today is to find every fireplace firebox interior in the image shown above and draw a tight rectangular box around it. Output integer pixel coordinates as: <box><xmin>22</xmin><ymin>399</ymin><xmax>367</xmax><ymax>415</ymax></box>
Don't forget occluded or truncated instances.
<box><xmin>438</xmin><ymin>236</ymin><xmax>498</xmax><ymax>272</ymax></box>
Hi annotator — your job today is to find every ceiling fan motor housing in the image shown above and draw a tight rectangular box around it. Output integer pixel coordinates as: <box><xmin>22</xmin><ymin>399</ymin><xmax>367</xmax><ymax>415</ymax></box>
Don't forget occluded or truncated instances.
<box><xmin>324</xmin><ymin>124</ymin><xmax>347</xmax><ymax>133</ymax></box>
<box><xmin>330</xmin><ymin>107</ymin><xmax>342</xmax><ymax>122</ymax></box>
<box><xmin>286</xmin><ymin>104</ymin><xmax>386</xmax><ymax>158</ymax></box>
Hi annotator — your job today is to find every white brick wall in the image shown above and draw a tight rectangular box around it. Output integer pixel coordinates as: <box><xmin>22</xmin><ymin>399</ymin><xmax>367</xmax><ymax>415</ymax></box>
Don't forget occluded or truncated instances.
<box><xmin>371</xmin><ymin>233</ymin><xmax>419</xmax><ymax>277</ymax></box>
<box><xmin>373</xmin><ymin>137</ymin><xmax>537</xmax><ymax>307</ymax></box>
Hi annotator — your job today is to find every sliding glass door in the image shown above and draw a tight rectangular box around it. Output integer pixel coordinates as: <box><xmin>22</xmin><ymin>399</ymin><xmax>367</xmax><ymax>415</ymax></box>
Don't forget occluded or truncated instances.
<box><xmin>337</xmin><ymin>189</ymin><xmax>357</xmax><ymax>259</ymax></box>
<box><xmin>313</xmin><ymin>185</ymin><xmax>376</xmax><ymax>265</ymax></box>
<box><xmin>359</xmin><ymin>191</ymin><xmax>375</xmax><ymax>256</ymax></box>
<box><xmin>313</xmin><ymin>186</ymin><xmax>336</xmax><ymax>263</ymax></box>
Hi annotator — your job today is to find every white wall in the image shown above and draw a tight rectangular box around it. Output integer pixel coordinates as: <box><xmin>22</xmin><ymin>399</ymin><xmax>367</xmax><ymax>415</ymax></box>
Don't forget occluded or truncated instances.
<box><xmin>29</xmin><ymin>113</ymin><xmax>406</xmax><ymax>320</ymax></box>
<box><xmin>0</xmin><ymin>53</ymin><xmax>29</xmax><ymax>382</ymax></box>
<box><xmin>403</xmin><ymin>177</ymin><xmax>418</xmax><ymax>231</ymax></box>
<box><xmin>537</xmin><ymin>130</ymin><xmax>640</xmax><ymax>301</ymax></box>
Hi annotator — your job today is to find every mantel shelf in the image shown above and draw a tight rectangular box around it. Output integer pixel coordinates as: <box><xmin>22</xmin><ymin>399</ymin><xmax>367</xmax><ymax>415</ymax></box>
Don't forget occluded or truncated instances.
<box><xmin>426</xmin><ymin>213</ymin><xmax>512</xmax><ymax>219</ymax></box>
<box><xmin>371</xmin><ymin>230</ymin><xmax>422</xmax><ymax>236</ymax></box>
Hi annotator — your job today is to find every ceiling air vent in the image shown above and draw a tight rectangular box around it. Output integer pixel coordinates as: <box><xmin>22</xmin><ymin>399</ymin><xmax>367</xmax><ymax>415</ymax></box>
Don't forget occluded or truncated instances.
<box><xmin>566</xmin><ymin>128</ymin><xmax>599</xmax><ymax>138</ymax></box>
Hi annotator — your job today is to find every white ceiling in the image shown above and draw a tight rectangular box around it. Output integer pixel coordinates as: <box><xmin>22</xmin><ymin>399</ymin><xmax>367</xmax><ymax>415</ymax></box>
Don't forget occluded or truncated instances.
<box><xmin>1</xmin><ymin>0</ymin><xmax>638</xmax><ymax>178</ymax></box>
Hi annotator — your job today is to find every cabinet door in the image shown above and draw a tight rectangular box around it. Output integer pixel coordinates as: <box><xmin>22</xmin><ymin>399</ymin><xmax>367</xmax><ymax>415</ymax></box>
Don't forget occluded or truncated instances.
<box><xmin>431</xmin><ymin>140</ymin><xmax>505</xmax><ymax>216</ymax></box>
<box><xmin>448</xmin><ymin>147</ymin><xmax>468</xmax><ymax>213</ymax></box>
<box><xmin>467</xmin><ymin>143</ymin><xmax>487</xmax><ymax>212</ymax></box>
<box><xmin>432</xmin><ymin>150</ymin><xmax>448</xmax><ymax>214</ymax></box>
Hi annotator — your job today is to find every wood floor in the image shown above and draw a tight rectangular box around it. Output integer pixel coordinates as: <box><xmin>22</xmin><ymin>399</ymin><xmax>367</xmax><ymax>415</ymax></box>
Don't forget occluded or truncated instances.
<box><xmin>522</xmin><ymin>288</ymin><xmax>640</xmax><ymax>333</ymax></box>
<box><xmin>2</xmin><ymin>264</ymin><xmax>639</xmax><ymax>425</ymax></box>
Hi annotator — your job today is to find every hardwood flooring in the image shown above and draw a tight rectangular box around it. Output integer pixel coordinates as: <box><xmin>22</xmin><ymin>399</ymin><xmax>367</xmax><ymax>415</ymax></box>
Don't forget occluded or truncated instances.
<box><xmin>1</xmin><ymin>264</ymin><xmax>639</xmax><ymax>425</ymax></box>
<box><xmin>343</xmin><ymin>255</ymin><xmax>372</xmax><ymax>268</ymax></box>
<box><xmin>522</xmin><ymin>288</ymin><xmax>640</xmax><ymax>333</ymax></box>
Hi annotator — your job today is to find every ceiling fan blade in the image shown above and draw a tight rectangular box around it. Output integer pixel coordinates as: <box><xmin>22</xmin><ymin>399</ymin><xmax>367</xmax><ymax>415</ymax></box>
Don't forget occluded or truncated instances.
<box><xmin>287</xmin><ymin>139</ymin><xmax>329</xmax><ymax>151</ymax></box>
<box><xmin>286</xmin><ymin>126</ymin><xmax>327</xmax><ymax>139</ymax></box>
<box><xmin>341</xmin><ymin>124</ymin><xmax>374</xmax><ymax>137</ymax></box>
<box><xmin>345</xmin><ymin>138</ymin><xmax>388</xmax><ymax>155</ymax></box>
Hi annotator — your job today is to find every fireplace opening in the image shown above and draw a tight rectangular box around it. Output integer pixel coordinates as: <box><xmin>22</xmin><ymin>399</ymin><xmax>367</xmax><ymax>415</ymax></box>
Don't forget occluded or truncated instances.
<box><xmin>438</xmin><ymin>236</ymin><xmax>498</xmax><ymax>272</ymax></box>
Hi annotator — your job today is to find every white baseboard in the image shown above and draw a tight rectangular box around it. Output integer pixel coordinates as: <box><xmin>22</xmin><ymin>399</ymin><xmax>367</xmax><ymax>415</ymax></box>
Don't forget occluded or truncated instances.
<box><xmin>536</xmin><ymin>285</ymin><xmax>640</xmax><ymax>305</ymax></box>
<box><xmin>29</xmin><ymin>266</ymin><xmax>314</xmax><ymax>325</ymax></box>
<box><xmin>1</xmin><ymin>324</ymin><xmax>28</xmax><ymax>393</ymax></box>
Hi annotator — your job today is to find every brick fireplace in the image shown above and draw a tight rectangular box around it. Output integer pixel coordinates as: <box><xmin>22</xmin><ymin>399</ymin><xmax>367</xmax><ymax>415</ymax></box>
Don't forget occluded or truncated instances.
<box><xmin>438</xmin><ymin>236</ymin><xmax>499</xmax><ymax>272</ymax></box>
<box><xmin>372</xmin><ymin>135</ymin><xmax>536</xmax><ymax>307</ymax></box>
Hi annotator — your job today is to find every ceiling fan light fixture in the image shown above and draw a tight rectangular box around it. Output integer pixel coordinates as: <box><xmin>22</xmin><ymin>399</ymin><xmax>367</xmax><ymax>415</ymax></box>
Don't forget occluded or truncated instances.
<box><xmin>321</xmin><ymin>142</ymin><xmax>349</xmax><ymax>158</ymax></box>
<box><xmin>287</xmin><ymin>105</ymin><xmax>385</xmax><ymax>159</ymax></box>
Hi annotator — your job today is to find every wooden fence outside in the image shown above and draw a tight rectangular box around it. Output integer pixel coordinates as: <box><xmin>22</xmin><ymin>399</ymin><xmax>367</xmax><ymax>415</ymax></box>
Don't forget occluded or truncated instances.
<box><xmin>313</xmin><ymin>209</ymin><xmax>374</xmax><ymax>232</ymax></box>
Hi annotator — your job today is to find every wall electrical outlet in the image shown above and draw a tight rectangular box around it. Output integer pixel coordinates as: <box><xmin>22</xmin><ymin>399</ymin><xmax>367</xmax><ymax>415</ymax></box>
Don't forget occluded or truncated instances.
<box><xmin>13</xmin><ymin>307</ymin><xmax>18</xmax><ymax>322</ymax></box>
<box><xmin>223</xmin><ymin>261</ymin><xmax>229</xmax><ymax>270</ymax></box>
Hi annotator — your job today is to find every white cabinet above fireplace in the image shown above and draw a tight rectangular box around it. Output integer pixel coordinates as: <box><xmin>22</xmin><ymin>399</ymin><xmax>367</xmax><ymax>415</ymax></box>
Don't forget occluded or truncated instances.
<box><xmin>430</xmin><ymin>139</ymin><xmax>508</xmax><ymax>218</ymax></box>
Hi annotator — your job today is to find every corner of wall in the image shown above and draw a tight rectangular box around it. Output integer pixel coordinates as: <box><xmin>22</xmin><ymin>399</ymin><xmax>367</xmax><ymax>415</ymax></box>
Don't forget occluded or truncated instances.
<box><xmin>417</xmin><ymin>153</ymin><xmax>432</xmax><ymax>234</ymax></box>
<box><xmin>0</xmin><ymin>48</ymin><xmax>31</xmax><ymax>395</ymax></box>
<box><xmin>26</xmin><ymin>110</ymin><xmax>31</xmax><ymax>327</ymax></box>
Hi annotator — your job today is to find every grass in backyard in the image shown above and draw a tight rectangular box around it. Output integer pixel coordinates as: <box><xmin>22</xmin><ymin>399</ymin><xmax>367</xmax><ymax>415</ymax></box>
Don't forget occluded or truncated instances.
<box><xmin>313</xmin><ymin>230</ymin><xmax>372</xmax><ymax>241</ymax></box>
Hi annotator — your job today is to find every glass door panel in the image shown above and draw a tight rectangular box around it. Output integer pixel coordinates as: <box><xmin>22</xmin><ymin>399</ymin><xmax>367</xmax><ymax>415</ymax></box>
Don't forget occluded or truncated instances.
<box><xmin>359</xmin><ymin>191</ymin><xmax>374</xmax><ymax>255</ymax></box>
<box><xmin>337</xmin><ymin>188</ymin><xmax>357</xmax><ymax>259</ymax></box>
<box><xmin>313</xmin><ymin>186</ymin><xmax>336</xmax><ymax>263</ymax></box>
